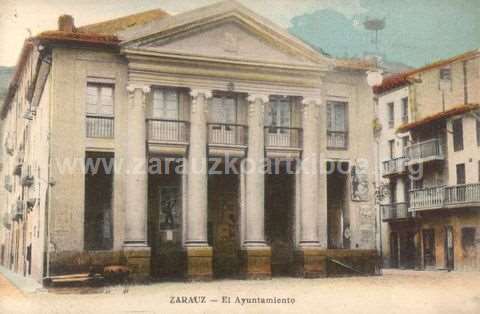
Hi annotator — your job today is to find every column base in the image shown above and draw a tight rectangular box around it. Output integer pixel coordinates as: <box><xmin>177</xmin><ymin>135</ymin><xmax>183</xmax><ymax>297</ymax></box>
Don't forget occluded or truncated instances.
<box><xmin>185</xmin><ymin>246</ymin><xmax>213</xmax><ymax>281</ymax></box>
<box><xmin>241</xmin><ymin>247</ymin><xmax>272</xmax><ymax>280</ymax></box>
<box><xmin>123</xmin><ymin>246</ymin><xmax>151</xmax><ymax>283</ymax></box>
<box><xmin>294</xmin><ymin>247</ymin><xmax>327</xmax><ymax>278</ymax></box>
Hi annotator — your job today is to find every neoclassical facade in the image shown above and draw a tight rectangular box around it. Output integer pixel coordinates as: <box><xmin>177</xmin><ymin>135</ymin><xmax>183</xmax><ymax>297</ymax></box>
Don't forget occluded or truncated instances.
<box><xmin>0</xmin><ymin>1</ymin><xmax>378</xmax><ymax>283</ymax></box>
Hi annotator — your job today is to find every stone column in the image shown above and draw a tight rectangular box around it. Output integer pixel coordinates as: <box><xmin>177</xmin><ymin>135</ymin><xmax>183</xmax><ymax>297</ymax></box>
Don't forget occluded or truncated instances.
<box><xmin>241</xmin><ymin>94</ymin><xmax>271</xmax><ymax>279</ymax></box>
<box><xmin>124</xmin><ymin>84</ymin><xmax>151</xmax><ymax>281</ymax></box>
<box><xmin>184</xmin><ymin>89</ymin><xmax>212</xmax><ymax>281</ymax></box>
<box><xmin>294</xmin><ymin>97</ymin><xmax>325</xmax><ymax>278</ymax></box>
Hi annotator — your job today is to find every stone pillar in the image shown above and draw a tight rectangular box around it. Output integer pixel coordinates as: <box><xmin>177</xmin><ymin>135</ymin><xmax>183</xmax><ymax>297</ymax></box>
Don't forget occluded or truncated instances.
<box><xmin>184</xmin><ymin>89</ymin><xmax>212</xmax><ymax>281</ymax></box>
<box><xmin>124</xmin><ymin>84</ymin><xmax>151</xmax><ymax>281</ymax></box>
<box><xmin>241</xmin><ymin>94</ymin><xmax>271</xmax><ymax>279</ymax></box>
<box><xmin>294</xmin><ymin>97</ymin><xmax>326</xmax><ymax>278</ymax></box>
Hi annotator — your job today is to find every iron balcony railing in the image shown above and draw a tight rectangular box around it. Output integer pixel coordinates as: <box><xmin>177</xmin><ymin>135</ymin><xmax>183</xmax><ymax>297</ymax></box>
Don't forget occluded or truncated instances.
<box><xmin>405</xmin><ymin>138</ymin><xmax>444</xmax><ymax>162</ymax></box>
<box><xmin>264</xmin><ymin>126</ymin><xmax>302</xmax><ymax>148</ymax></box>
<box><xmin>382</xmin><ymin>157</ymin><xmax>408</xmax><ymax>176</ymax></box>
<box><xmin>86</xmin><ymin>115</ymin><xmax>114</xmax><ymax>138</ymax></box>
<box><xmin>147</xmin><ymin>119</ymin><xmax>189</xmax><ymax>143</ymax></box>
<box><xmin>327</xmin><ymin>130</ymin><xmax>348</xmax><ymax>149</ymax></box>
<box><xmin>208</xmin><ymin>123</ymin><xmax>247</xmax><ymax>146</ymax></box>
<box><xmin>381</xmin><ymin>202</ymin><xmax>411</xmax><ymax>221</ymax></box>
<box><xmin>410</xmin><ymin>183</ymin><xmax>480</xmax><ymax>210</ymax></box>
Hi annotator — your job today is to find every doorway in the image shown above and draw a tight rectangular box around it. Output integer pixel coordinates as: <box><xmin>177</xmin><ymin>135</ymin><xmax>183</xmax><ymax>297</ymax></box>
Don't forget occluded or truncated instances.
<box><xmin>84</xmin><ymin>152</ymin><xmax>114</xmax><ymax>251</ymax></box>
<box><xmin>423</xmin><ymin>229</ymin><xmax>436</xmax><ymax>268</ymax></box>
<box><xmin>390</xmin><ymin>232</ymin><xmax>399</xmax><ymax>268</ymax></box>
<box><xmin>265</xmin><ymin>169</ymin><xmax>295</xmax><ymax>276</ymax></box>
<box><xmin>208</xmin><ymin>172</ymin><xmax>240</xmax><ymax>279</ymax></box>
<box><xmin>327</xmin><ymin>161</ymin><xmax>349</xmax><ymax>249</ymax></box>
<box><xmin>444</xmin><ymin>225</ymin><xmax>454</xmax><ymax>270</ymax></box>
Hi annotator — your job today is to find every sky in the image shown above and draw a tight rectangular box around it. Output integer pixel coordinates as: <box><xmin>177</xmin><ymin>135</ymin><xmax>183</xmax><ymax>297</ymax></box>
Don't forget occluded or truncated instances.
<box><xmin>0</xmin><ymin>0</ymin><xmax>478</xmax><ymax>67</ymax></box>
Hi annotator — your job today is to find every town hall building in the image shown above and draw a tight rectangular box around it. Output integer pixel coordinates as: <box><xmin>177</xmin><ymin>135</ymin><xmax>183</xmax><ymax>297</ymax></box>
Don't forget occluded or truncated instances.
<box><xmin>0</xmin><ymin>1</ymin><xmax>378</xmax><ymax>284</ymax></box>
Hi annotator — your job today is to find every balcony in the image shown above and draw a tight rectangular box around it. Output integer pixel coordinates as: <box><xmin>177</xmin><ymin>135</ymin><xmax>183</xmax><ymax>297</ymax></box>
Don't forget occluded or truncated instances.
<box><xmin>147</xmin><ymin>119</ymin><xmax>189</xmax><ymax>156</ymax></box>
<box><xmin>264</xmin><ymin>126</ymin><xmax>302</xmax><ymax>159</ymax></box>
<box><xmin>327</xmin><ymin>131</ymin><xmax>348</xmax><ymax>150</ymax></box>
<box><xmin>208</xmin><ymin>123</ymin><xmax>247</xmax><ymax>145</ymax></box>
<box><xmin>444</xmin><ymin>183</ymin><xmax>480</xmax><ymax>208</ymax></box>
<box><xmin>86</xmin><ymin>115</ymin><xmax>114</xmax><ymax>138</ymax></box>
<box><xmin>381</xmin><ymin>202</ymin><xmax>412</xmax><ymax>221</ymax></box>
<box><xmin>405</xmin><ymin>138</ymin><xmax>444</xmax><ymax>165</ymax></box>
<box><xmin>410</xmin><ymin>186</ymin><xmax>445</xmax><ymax>210</ymax></box>
<box><xmin>207</xmin><ymin>123</ymin><xmax>248</xmax><ymax>157</ymax></box>
<box><xmin>382</xmin><ymin>157</ymin><xmax>408</xmax><ymax>177</ymax></box>
<box><xmin>410</xmin><ymin>183</ymin><xmax>480</xmax><ymax>211</ymax></box>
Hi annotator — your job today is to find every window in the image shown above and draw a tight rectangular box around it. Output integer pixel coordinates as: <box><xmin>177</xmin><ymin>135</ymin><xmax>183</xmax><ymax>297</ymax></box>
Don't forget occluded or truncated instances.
<box><xmin>86</xmin><ymin>83</ymin><xmax>114</xmax><ymax>138</ymax></box>
<box><xmin>327</xmin><ymin>101</ymin><xmax>348</xmax><ymax>149</ymax></box>
<box><xmin>401</xmin><ymin>97</ymin><xmax>408</xmax><ymax>123</ymax></box>
<box><xmin>208</xmin><ymin>95</ymin><xmax>238</xmax><ymax>144</ymax></box>
<box><xmin>452</xmin><ymin>118</ymin><xmax>464</xmax><ymax>152</ymax></box>
<box><xmin>388</xmin><ymin>139</ymin><xmax>395</xmax><ymax>159</ymax></box>
<box><xmin>86</xmin><ymin>83</ymin><xmax>114</xmax><ymax>116</ymax></box>
<box><xmin>389</xmin><ymin>181</ymin><xmax>397</xmax><ymax>203</ymax></box>
<box><xmin>439</xmin><ymin>67</ymin><xmax>451</xmax><ymax>81</ymax></box>
<box><xmin>387</xmin><ymin>102</ymin><xmax>394</xmax><ymax>128</ymax></box>
<box><xmin>211</xmin><ymin>95</ymin><xmax>237</xmax><ymax>124</ymax></box>
<box><xmin>152</xmin><ymin>89</ymin><xmax>179</xmax><ymax>120</ymax></box>
<box><xmin>266</xmin><ymin>96</ymin><xmax>291</xmax><ymax>132</ymax></box>
<box><xmin>456</xmin><ymin>164</ymin><xmax>466</xmax><ymax>185</ymax></box>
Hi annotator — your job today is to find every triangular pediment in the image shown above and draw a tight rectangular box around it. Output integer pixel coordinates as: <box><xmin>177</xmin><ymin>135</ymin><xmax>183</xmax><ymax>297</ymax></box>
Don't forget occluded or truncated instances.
<box><xmin>119</xmin><ymin>1</ymin><xmax>331</xmax><ymax>69</ymax></box>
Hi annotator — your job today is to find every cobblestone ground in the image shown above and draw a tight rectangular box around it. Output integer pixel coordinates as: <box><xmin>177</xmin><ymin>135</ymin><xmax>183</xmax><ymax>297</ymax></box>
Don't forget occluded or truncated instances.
<box><xmin>1</xmin><ymin>270</ymin><xmax>480</xmax><ymax>314</ymax></box>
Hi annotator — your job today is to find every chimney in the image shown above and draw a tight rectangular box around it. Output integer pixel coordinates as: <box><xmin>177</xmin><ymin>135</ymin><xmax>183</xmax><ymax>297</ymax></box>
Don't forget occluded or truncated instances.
<box><xmin>58</xmin><ymin>15</ymin><xmax>75</xmax><ymax>32</ymax></box>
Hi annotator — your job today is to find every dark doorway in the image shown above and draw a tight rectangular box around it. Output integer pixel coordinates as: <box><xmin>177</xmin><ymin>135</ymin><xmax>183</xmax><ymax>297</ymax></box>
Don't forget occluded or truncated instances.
<box><xmin>84</xmin><ymin>152</ymin><xmax>114</xmax><ymax>251</ymax></box>
<box><xmin>327</xmin><ymin>162</ymin><xmax>349</xmax><ymax>249</ymax></box>
<box><xmin>400</xmin><ymin>232</ymin><xmax>416</xmax><ymax>269</ymax></box>
<box><xmin>444</xmin><ymin>225</ymin><xmax>454</xmax><ymax>270</ymax></box>
<box><xmin>265</xmin><ymin>168</ymin><xmax>295</xmax><ymax>276</ymax></box>
<box><xmin>148</xmin><ymin>158</ymin><xmax>184</xmax><ymax>279</ymax></box>
<box><xmin>423</xmin><ymin>229</ymin><xmax>436</xmax><ymax>268</ymax></box>
<box><xmin>390</xmin><ymin>232</ymin><xmax>399</xmax><ymax>268</ymax></box>
<box><xmin>208</xmin><ymin>172</ymin><xmax>240</xmax><ymax>279</ymax></box>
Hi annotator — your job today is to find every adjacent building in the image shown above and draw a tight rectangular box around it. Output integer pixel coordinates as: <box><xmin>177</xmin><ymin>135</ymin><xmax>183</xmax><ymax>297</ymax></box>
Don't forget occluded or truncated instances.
<box><xmin>0</xmin><ymin>1</ymin><xmax>378</xmax><ymax>284</ymax></box>
<box><xmin>375</xmin><ymin>50</ymin><xmax>480</xmax><ymax>270</ymax></box>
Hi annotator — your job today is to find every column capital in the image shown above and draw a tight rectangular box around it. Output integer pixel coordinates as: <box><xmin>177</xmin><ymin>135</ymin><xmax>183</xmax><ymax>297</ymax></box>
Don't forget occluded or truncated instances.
<box><xmin>190</xmin><ymin>89</ymin><xmax>212</xmax><ymax>99</ymax></box>
<box><xmin>247</xmin><ymin>94</ymin><xmax>270</xmax><ymax>104</ymax></box>
<box><xmin>127</xmin><ymin>84</ymin><xmax>151</xmax><ymax>94</ymax></box>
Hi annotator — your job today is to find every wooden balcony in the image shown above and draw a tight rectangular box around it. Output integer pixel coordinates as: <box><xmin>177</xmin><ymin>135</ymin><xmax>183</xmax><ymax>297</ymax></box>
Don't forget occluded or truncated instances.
<box><xmin>264</xmin><ymin>126</ymin><xmax>302</xmax><ymax>159</ymax></box>
<box><xmin>86</xmin><ymin>115</ymin><xmax>114</xmax><ymax>138</ymax></box>
<box><xmin>405</xmin><ymin>138</ymin><xmax>444</xmax><ymax>165</ymax></box>
<box><xmin>147</xmin><ymin>119</ymin><xmax>189</xmax><ymax>156</ymax></box>
<box><xmin>382</xmin><ymin>157</ymin><xmax>407</xmax><ymax>177</ymax></box>
<box><xmin>381</xmin><ymin>202</ymin><xmax>412</xmax><ymax>221</ymax></box>
<box><xmin>444</xmin><ymin>183</ymin><xmax>480</xmax><ymax>208</ymax></box>
<box><xmin>410</xmin><ymin>183</ymin><xmax>480</xmax><ymax>211</ymax></box>
<box><xmin>410</xmin><ymin>186</ymin><xmax>445</xmax><ymax>210</ymax></box>
<box><xmin>208</xmin><ymin>123</ymin><xmax>248</xmax><ymax>157</ymax></box>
